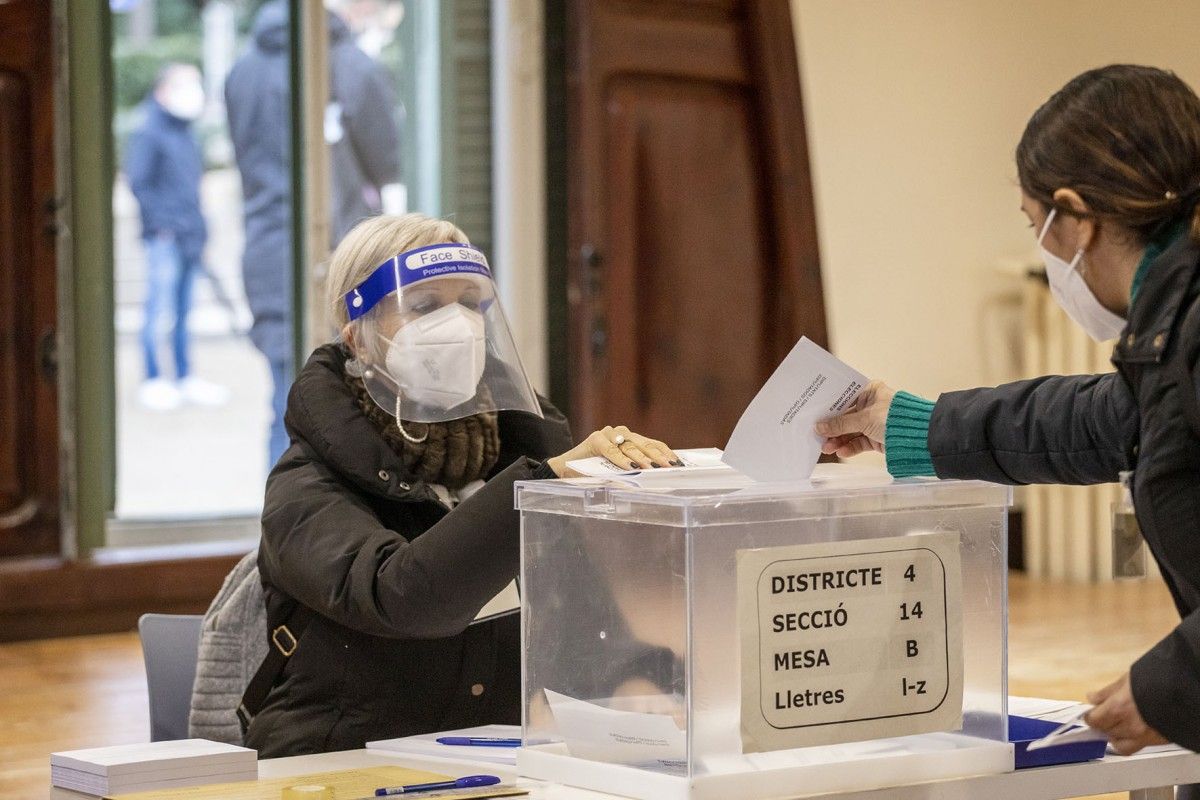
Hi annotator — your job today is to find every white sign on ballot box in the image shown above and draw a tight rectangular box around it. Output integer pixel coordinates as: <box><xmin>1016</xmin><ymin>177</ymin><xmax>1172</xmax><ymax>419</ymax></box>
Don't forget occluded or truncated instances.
<box><xmin>738</xmin><ymin>531</ymin><xmax>965</xmax><ymax>752</ymax></box>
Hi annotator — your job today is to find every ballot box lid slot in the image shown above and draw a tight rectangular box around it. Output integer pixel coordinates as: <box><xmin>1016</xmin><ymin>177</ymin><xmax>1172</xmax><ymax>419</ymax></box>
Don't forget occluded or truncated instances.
<box><xmin>515</xmin><ymin>478</ymin><xmax>1012</xmax><ymax>526</ymax></box>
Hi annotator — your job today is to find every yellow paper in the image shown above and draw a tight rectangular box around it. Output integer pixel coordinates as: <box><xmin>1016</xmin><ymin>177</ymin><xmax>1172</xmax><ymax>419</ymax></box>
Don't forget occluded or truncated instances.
<box><xmin>106</xmin><ymin>766</ymin><xmax>527</xmax><ymax>800</ymax></box>
<box><xmin>281</xmin><ymin>785</ymin><xmax>333</xmax><ymax>800</ymax></box>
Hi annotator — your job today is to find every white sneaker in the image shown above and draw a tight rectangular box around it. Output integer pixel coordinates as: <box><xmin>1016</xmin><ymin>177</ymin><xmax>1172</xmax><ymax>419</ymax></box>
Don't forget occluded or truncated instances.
<box><xmin>138</xmin><ymin>378</ymin><xmax>182</xmax><ymax>412</ymax></box>
<box><xmin>178</xmin><ymin>376</ymin><xmax>232</xmax><ymax>408</ymax></box>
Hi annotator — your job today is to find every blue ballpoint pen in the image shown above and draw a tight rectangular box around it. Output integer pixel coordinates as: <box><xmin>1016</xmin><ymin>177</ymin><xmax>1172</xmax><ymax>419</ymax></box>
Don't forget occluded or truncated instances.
<box><xmin>374</xmin><ymin>774</ymin><xmax>501</xmax><ymax>796</ymax></box>
<box><xmin>436</xmin><ymin>736</ymin><xmax>522</xmax><ymax>747</ymax></box>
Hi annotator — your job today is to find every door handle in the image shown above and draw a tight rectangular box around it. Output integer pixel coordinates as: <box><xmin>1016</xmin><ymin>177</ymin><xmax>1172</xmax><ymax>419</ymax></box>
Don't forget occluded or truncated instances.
<box><xmin>581</xmin><ymin>245</ymin><xmax>607</xmax><ymax>359</ymax></box>
<box><xmin>0</xmin><ymin>497</ymin><xmax>38</xmax><ymax>530</ymax></box>
<box><xmin>580</xmin><ymin>243</ymin><xmax>603</xmax><ymax>296</ymax></box>
<box><xmin>38</xmin><ymin>327</ymin><xmax>56</xmax><ymax>383</ymax></box>
<box><xmin>590</xmin><ymin>316</ymin><xmax>607</xmax><ymax>359</ymax></box>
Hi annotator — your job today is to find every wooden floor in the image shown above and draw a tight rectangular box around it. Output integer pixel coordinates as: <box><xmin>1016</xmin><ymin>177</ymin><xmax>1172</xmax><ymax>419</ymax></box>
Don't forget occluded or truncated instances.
<box><xmin>0</xmin><ymin>574</ymin><xmax>1184</xmax><ymax>799</ymax></box>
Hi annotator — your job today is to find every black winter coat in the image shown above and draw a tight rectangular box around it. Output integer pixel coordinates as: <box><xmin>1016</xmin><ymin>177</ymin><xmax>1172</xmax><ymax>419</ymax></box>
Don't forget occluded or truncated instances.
<box><xmin>928</xmin><ymin>232</ymin><xmax>1200</xmax><ymax>751</ymax></box>
<box><xmin>225</xmin><ymin>2</ymin><xmax>401</xmax><ymax>362</ymax></box>
<box><xmin>124</xmin><ymin>99</ymin><xmax>207</xmax><ymax>260</ymax></box>
<box><xmin>245</xmin><ymin>344</ymin><xmax>571</xmax><ymax>756</ymax></box>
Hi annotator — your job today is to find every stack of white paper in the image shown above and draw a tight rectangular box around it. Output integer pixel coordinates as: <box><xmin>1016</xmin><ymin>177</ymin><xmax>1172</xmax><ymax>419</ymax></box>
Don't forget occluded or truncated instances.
<box><xmin>49</xmin><ymin>739</ymin><xmax>257</xmax><ymax>796</ymax></box>
<box><xmin>367</xmin><ymin>724</ymin><xmax>521</xmax><ymax>765</ymax></box>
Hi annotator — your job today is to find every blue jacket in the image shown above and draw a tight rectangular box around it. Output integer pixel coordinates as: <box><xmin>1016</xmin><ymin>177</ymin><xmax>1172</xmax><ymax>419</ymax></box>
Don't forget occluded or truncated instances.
<box><xmin>124</xmin><ymin>98</ymin><xmax>207</xmax><ymax>260</ymax></box>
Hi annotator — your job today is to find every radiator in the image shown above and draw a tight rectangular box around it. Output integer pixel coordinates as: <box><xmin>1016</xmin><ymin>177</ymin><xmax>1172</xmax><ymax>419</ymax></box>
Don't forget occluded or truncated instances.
<box><xmin>1020</xmin><ymin>273</ymin><xmax>1139</xmax><ymax>581</ymax></box>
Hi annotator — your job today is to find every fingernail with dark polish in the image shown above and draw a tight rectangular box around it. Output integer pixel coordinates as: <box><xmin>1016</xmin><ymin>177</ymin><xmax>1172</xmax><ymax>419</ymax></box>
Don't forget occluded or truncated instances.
<box><xmin>630</xmin><ymin>462</ymin><xmax>639</xmax><ymax>469</ymax></box>
<box><xmin>652</xmin><ymin>462</ymin><xmax>662</xmax><ymax>468</ymax></box>
<box><xmin>670</xmin><ymin>460</ymin><xmax>683</xmax><ymax>466</ymax></box>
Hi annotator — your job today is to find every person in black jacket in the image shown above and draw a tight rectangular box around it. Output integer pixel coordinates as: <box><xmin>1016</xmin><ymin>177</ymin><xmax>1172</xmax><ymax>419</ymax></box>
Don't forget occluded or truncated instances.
<box><xmin>225</xmin><ymin>0</ymin><xmax>402</xmax><ymax>466</ymax></box>
<box><xmin>125</xmin><ymin>63</ymin><xmax>230</xmax><ymax>411</ymax></box>
<box><xmin>243</xmin><ymin>213</ymin><xmax>681</xmax><ymax>756</ymax></box>
<box><xmin>816</xmin><ymin>65</ymin><xmax>1200</xmax><ymax>762</ymax></box>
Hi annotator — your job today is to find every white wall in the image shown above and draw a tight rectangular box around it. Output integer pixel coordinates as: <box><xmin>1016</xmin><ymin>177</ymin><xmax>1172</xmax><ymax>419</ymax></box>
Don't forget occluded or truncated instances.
<box><xmin>792</xmin><ymin>0</ymin><xmax>1200</xmax><ymax>399</ymax></box>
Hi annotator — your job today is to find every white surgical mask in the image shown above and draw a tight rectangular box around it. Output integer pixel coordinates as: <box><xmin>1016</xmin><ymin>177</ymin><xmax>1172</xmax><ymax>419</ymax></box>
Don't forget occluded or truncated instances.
<box><xmin>385</xmin><ymin>303</ymin><xmax>487</xmax><ymax>411</ymax></box>
<box><xmin>160</xmin><ymin>82</ymin><xmax>205</xmax><ymax>122</ymax></box>
<box><xmin>1037</xmin><ymin>208</ymin><xmax>1126</xmax><ymax>342</ymax></box>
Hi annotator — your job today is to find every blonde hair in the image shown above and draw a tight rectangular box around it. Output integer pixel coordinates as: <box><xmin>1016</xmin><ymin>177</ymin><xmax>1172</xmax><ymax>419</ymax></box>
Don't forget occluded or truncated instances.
<box><xmin>327</xmin><ymin>213</ymin><xmax>470</xmax><ymax>330</ymax></box>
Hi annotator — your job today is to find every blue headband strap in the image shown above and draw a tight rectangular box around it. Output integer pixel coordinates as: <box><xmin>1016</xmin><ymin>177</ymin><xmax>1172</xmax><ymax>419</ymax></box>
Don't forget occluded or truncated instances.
<box><xmin>344</xmin><ymin>243</ymin><xmax>492</xmax><ymax>322</ymax></box>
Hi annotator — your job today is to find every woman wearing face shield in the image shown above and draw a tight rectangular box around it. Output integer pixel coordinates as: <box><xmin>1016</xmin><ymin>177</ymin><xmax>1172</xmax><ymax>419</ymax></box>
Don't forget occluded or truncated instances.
<box><xmin>242</xmin><ymin>213</ymin><xmax>681</xmax><ymax>756</ymax></box>
<box><xmin>816</xmin><ymin>65</ymin><xmax>1200</xmax><ymax>761</ymax></box>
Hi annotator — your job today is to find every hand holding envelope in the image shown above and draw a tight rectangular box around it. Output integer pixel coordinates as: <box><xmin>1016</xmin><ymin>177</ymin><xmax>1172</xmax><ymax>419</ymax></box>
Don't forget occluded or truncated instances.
<box><xmin>721</xmin><ymin>337</ymin><xmax>868</xmax><ymax>482</ymax></box>
<box><xmin>815</xmin><ymin>379</ymin><xmax>896</xmax><ymax>459</ymax></box>
<box><xmin>1085</xmin><ymin>672</ymin><xmax>1170</xmax><ymax>755</ymax></box>
<box><xmin>1023</xmin><ymin>675</ymin><xmax>1174</xmax><ymax>755</ymax></box>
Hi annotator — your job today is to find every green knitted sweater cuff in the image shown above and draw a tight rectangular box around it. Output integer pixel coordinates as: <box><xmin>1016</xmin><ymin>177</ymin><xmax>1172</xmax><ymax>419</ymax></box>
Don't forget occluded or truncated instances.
<box><xmin>885</xmin><ymin>390</ymin><xmax>936</xmax><ymax>478</ymax></box>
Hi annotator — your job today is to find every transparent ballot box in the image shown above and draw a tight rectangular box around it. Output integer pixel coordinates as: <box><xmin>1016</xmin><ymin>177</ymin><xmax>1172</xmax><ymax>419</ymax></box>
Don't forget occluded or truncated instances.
<box><xmin>517</xmin><ymin>467</ymin><xmax>1012</xmax><ymax>800</ymax></box>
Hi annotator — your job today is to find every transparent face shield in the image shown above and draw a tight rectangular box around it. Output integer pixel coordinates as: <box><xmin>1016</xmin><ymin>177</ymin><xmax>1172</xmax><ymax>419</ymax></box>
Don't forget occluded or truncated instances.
<box><xmin>343</xmin><ymin>243</ymin><xmax>543</xmax><ymax>424</ymax></box>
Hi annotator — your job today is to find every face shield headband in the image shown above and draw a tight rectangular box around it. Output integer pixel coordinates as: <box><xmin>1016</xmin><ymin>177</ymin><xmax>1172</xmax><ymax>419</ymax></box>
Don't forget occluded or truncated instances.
<box><xmin>345</xmin><ymin>243</ymin><xmax>494</xmax><ymax>321</ymax></box>
<box><xmin>340</xmin><ymin>242</ymin><xmax>542</xmax><ymax>426</ymax></box>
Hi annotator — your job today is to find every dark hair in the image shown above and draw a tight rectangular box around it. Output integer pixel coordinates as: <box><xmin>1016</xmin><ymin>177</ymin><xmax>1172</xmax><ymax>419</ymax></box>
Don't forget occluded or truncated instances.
<box><xmin>1017</xmin><ymin>64</ymin><xmax>1200</xmax><ymax>244</ymax></box>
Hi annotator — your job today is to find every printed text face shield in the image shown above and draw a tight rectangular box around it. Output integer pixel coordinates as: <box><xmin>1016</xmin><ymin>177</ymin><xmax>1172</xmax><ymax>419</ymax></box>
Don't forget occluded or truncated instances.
<box><xmin>343</xmin><ymin>244</ymin><xmax>542</xmax><ymax>423</ymax></box>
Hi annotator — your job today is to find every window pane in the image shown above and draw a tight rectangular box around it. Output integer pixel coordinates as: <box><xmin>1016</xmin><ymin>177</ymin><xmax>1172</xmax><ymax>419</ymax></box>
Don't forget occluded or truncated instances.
<box><xmin>313</xmin><ymin>0</ymin><xmax>492</xmax><ymax>325</ymax></box>
<box><xmin>110</xmin><ymin>0</ymin><xmax>292</xmax><ymax>527</ymax></box>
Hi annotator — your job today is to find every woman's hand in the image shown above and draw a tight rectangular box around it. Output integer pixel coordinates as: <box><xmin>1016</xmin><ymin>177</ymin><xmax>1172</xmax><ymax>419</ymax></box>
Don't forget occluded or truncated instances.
<box><xmin>546</xmin><ymin>425</ymin><xmax>681</xmax><ymax>477</ymax></box>
<box><xmin>814</xmin><ymin>379</ymin><xmax>896</xmax><ymax>459</ymax></box>
<box><xmin>1085</xmin><ymin>672</ymin><xmax>1169</xmax><ymax>755</ymax></box>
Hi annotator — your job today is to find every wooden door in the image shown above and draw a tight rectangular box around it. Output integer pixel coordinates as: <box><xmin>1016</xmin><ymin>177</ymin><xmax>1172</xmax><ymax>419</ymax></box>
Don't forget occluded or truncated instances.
<box><xmin>0</xmin><ymin>0</ymin><xmax>59</xmax><ymax>556</ymax></box>
<box><xmin>564</xmin><ymin>0</ymin><xmax>827</xmax><ymax>447</ymax></box>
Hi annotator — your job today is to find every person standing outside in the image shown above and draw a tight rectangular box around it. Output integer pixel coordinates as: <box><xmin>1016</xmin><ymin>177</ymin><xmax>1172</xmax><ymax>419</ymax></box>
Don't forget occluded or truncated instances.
<box><xmin>225</xmin><ymin>0</ymin><xmax>401</xmax><ymax>466</ymax></box>
<box><xmin>125</xmin><ymin>62</ymin><xmax>230</xmax><ymax>411</ymax></box>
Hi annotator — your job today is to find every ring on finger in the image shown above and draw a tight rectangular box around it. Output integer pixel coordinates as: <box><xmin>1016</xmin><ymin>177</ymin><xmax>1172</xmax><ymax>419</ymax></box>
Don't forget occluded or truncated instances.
<box><xmin>614</xmin><ymin>434</ymin><xmax>627</xmax><ymax>446</ymax></box>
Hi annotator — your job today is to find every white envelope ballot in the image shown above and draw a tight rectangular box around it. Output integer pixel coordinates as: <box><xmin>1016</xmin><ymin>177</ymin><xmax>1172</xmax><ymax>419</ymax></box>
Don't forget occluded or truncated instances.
<box><xmin>544</xmin><ymin>689</ymin><xmax>685</xmax><ymax>769</ymax></box>
<box><xmin>722</xmin><ymin>337</ymin><xmax>868</xmax><ymax>482</ymax></box>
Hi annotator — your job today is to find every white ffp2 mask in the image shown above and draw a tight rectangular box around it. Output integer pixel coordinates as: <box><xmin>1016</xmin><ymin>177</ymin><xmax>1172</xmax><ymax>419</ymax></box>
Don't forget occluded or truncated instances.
<box><xmin>1037</xmin><ymin>208</ymin><xmax>1126</xmax><ymax>342</ymax></box>
<box><xmin>161</xmin><ymin>83</ymin><xmax>205</xmax><ymax>121</ymax></box>
<box><xmin>385</xmin><ymin>303</ymin><xmax>487</xmax><ymax>410</ymax></box>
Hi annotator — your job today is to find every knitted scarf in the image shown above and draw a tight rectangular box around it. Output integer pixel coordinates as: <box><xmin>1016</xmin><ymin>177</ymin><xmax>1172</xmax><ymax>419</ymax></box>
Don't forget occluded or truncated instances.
<box><xmin>343</xmin><ymin>371</ymin><xmax>500</xmax><ymax>490</ymax></box>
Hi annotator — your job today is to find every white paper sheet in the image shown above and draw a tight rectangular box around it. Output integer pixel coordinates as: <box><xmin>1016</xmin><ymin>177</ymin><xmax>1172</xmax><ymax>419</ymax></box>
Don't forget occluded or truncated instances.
<box><xmin>1008</xmin><ymin>696</ymin><xmax>1090</xmax><ymax>723</ymax></box>
<box><xmin>473</xmin><ymin>580</ymin><xmax>519</xmax><ymax>624</ymax></box>
<box><xmin>543</xmin><ymin>689</ymin><xmax>686</xmax><ymax>771</ymax></box>
<box><xmin>722</xmin><ymin>337</ymin><xmax>867</xmax><ymax>482</ymax></box>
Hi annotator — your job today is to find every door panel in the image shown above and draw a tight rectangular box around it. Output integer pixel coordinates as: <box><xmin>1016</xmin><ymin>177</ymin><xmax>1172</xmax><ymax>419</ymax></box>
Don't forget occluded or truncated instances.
<box><xmin>0</xmin><ymin>0</ymin><xmax>58</xmax><ymax>556</ymax></box>
<box><xmin>604</xmin><ymin>79</ymin><xmax>774</xmax><ymax>441</ymax></box>
<box><xmin>567</xmin><ymin>0</ymin><xmax>827</xmax><ymax>447</ymax></box>
<box><xmin>0</xmin><ymin>75</ymin><xmax>29</xmax><ymax>503</ymax></box>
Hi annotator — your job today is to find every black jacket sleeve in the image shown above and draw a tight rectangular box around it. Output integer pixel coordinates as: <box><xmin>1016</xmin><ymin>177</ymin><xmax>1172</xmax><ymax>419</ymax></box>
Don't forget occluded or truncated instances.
<box><xmin>1132</xmin><ymin>608</ymin><xmax>1200</xmax><ymax>751</ymax></box>
<box><xmin>491</xmin><ymin>395</ymin><xmax>573</xmax><ymax>476</ymax></box>
<box><xmin>260</xmin><ymin>456</ymin><xmax>537</xmax><ymax>640</ymax></box>
<box><xmin>928</xmin><ymin>372</ymin><xmax>1139</xmax><ymax>485</ymax></box>
<box><xmin>343</xmin><ymin>64</ymin><xmax>401</xmax><ymax>188</ymax></box>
